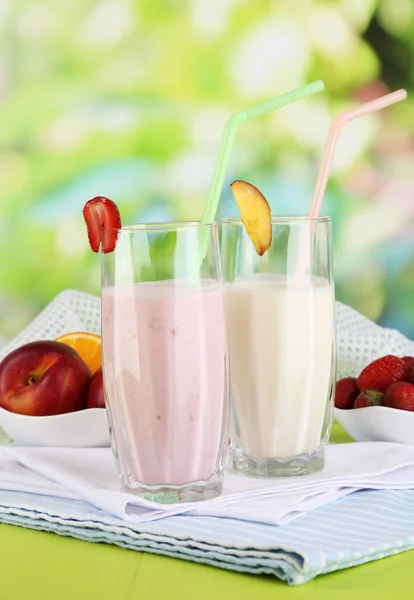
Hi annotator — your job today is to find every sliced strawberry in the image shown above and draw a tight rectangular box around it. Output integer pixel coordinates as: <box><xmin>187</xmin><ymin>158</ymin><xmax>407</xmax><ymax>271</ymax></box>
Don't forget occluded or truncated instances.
<box><xmin>83</xmin><ymin>196</ymin><xmax>121</xmax><ymax>253</ymax></box>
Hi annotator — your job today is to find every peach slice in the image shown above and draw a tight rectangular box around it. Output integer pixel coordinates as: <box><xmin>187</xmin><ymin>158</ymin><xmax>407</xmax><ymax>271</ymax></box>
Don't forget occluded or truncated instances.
<box><xmin>230</xmin><ymin>180</ymin><xmax>272</xmax><ymax>256</ymax></box>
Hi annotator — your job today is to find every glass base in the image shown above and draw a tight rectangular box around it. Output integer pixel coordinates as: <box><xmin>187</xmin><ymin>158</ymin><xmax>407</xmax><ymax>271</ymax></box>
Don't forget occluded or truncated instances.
<box><xmin>228</xmin><ymin>446</ymin><xmax>325</xmax><ymax>478</ymax></box>
<box><xmin>121</xmin><ymin>471</ymin><xmax>222</xmax><ymax>504</ymax></box>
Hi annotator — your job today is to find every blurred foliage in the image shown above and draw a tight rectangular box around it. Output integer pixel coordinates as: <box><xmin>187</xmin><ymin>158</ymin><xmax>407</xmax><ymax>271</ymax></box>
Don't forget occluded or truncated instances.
<box><xmin>0</xmin><ymin>0</ymin><xmax>413</xmax><ymax>338</ymax></box>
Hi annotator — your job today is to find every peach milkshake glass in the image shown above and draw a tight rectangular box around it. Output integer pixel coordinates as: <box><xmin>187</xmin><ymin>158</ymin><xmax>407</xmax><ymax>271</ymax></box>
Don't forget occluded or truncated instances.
<box><xmin>222</xmin><ymin>214</ymin><xmax>336</xmax><ymax>477</ymax></box>
<box><xmin>101</xmin><ymin>222</ymin><xmax>229</xmax><ymax>502</ymax></box>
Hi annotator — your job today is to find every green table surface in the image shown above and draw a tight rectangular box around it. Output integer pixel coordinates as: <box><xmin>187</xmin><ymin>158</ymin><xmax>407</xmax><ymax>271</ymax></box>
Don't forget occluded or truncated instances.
<box><xmin>1</xmin><ymin>424</ymin><xmax>413</xmax><ymax>599</ymax></box>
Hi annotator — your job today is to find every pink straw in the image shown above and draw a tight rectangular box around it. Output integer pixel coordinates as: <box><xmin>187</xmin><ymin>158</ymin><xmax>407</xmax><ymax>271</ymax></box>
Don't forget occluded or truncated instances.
<box><xmin>293</xmin><ymin>89</ymin><xmax>407</xmax><ymax>286</ymax></box>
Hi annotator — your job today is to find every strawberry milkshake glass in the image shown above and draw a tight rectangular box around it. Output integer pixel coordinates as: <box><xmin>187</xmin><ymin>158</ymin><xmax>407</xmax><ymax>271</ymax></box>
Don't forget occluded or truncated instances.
<box><xmin>101</xmin><ymin>222</ymin><xmax>229</xmax><ymax>502</ymax></box>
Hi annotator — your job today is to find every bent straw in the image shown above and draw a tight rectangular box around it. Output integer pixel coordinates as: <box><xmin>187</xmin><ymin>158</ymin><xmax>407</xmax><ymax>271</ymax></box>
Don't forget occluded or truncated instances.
<box><xmin>191</xmin><ymin>80</ymin><xmax>325</xmax><ymax>279</ymax></box>
<box><xmin>292</xmin><ymin>88</ymin><xmax>407</xmax><ymax>287</ymax></box>
<box><xmin>203</xmin><ymin>80</ymin><xmax>324</xmax><ymax>226</ymax></box>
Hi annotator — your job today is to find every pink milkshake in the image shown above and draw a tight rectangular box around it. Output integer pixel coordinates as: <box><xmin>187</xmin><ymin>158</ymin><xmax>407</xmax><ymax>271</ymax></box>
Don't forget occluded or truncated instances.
<box><xmin>101</xmin><ymin>279</ymin><xmax>228</xmax><ymax>496</ymax></box>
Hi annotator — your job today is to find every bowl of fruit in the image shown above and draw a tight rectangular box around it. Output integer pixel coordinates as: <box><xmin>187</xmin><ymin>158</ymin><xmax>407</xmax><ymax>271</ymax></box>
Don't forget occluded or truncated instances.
<box><xmin>0</xmin><ymin>333</ymin><xmax>110</xmax><ymax>447</ymax></box>
<box><xmin>334</xmin><ymin>355</ymin><xmax>414</xmax><ymax>444</ymax></box>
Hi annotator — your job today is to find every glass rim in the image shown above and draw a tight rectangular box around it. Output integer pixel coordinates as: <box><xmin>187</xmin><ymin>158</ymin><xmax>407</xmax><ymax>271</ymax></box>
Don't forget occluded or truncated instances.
<box><xmin>222</xmin><ymin>215</ymin><xmax>331</xmax><ymax>225</ymax></box>
<box><xmin>105</xmin><ymin>221</ymin><xmax>217</xmax><ymax>233</ymax></box>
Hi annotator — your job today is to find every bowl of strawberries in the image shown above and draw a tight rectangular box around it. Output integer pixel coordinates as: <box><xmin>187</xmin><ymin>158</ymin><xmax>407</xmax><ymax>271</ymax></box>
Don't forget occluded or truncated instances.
<box><xmin>334</xmin><ymin>355</ymin><xmax>414</xmax><ymax>444</ymax></box>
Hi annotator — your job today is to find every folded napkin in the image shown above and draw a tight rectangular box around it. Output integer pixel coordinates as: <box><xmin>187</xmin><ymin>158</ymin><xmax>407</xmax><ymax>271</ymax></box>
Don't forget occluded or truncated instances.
<box><xmin>2</xmin><ymin>442</ymin><xmax>414</xmax><ymax>526</ymax></box>
<box><xmin>1</xmin><ymin>484</ymin><xmax>414</xmax><ymax>585</ymax></box>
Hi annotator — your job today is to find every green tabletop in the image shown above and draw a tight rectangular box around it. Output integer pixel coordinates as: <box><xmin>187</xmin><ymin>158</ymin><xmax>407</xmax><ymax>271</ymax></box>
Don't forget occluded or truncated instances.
<box><xmin>1</xmin><ymin>424</ymin><xmax>413</xmax><ymax>599</ymax></box>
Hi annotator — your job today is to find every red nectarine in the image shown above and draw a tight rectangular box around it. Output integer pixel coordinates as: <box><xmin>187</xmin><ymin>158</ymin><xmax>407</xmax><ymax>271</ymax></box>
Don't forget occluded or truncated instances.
<box><xmin>86</xmin><ymin>368</ymin><xmax>105</xmax><ymax>409</ymax></box>
<box><xmin>0</xmin><ymin>341</ymin><xmax>91</xmax><ymax>416</ymax></box>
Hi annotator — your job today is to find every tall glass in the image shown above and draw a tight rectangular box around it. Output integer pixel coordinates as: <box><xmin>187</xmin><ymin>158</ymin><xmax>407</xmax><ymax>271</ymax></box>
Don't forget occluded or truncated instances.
<box><xmin>101</xmin><ymin>222</ymin><xmax>229</xmax><ymax>502</ymax></box>
<box><xmin>222</xmin><ymin>216</ymin><xmax>336</xmax><ymax>477</ymax></box>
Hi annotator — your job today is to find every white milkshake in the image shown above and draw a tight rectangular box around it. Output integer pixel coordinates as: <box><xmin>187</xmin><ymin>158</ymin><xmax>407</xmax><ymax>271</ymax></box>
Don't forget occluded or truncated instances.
<box><xmin>225</xmin><ymin>275</ymin><xmax>335</xmax><ymax>463</ymax></box>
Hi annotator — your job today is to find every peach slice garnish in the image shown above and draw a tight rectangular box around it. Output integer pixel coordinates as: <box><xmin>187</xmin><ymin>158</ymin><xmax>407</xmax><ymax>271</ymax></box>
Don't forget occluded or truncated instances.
<box><xmin>230</xmin><ymin>180</ymin><xmax>272</xmax><ymax>256</ymax></box>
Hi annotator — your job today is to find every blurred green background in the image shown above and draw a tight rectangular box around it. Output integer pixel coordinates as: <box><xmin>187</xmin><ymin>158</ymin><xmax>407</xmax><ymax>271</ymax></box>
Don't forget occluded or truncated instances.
<box><xmin>0</xmin><ymin>0</ymin><xmax>413</xmax><ymax>341</ymax></box>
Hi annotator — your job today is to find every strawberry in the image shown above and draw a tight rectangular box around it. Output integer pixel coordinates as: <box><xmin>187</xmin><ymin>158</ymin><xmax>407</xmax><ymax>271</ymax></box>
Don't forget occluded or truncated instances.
<box><xmin>357</xmin><ymin>355</ymin><xmax>409</xmax><ymax>393</ymax></box>
<box><xmin>402</xmin><ymin>357</ymin><xmax>414</xmax><ymax>384</ymax></box>
<box><xmin>354</xmin><ymin>389</ymin><xmax>384</xmax><ymax>408</ymax></box>
<box><xmin>402</xmin><ymin>357</ymin><xmax>414</xmax><ymax>369</ymax></box>
<box><xmin>83</xmin><ymin>196</ymin><xmax>121</xmax><ymax>253</ymax></box>
<box><xmin>335</xmin><ymin>377</ymin><xmax>359</xmax><ymax>410</ymax></box>
<box><xmin>384</xmin><ymin>382</ymin><xmax>414</xmax><ymax>412</ymax></box>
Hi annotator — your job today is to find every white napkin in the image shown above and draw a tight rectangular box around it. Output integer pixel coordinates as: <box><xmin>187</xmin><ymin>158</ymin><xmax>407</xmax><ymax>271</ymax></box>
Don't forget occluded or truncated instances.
<box><xmin>2</xmin><ymin>442</ymin><xmax>414</xmax><ymax>526</ymax></box>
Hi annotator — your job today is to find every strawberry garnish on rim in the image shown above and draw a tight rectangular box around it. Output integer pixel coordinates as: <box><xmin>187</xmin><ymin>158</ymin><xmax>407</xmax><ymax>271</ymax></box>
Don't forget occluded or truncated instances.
<box><xmin>83</xmin><ymin>196</ymin><xmax>121</xmax><ymax>253</ymax></box>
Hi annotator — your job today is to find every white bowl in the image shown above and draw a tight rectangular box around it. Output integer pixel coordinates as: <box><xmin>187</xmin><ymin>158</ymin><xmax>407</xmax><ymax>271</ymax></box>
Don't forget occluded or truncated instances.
<box><xmin>0</xmin><ymin>407</ymin><xmax>110</xmax><ymax>447</ymax></box>
<box><xmin>334</xmin><ymin>406</ymin><xmax>414</xmax><ymax>445</ymax></box>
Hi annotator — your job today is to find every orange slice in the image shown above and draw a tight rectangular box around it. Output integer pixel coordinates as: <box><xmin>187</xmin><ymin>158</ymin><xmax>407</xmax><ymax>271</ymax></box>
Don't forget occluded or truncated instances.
<box><xmin>56</xmin><ymin>332</ymin><xmax>102</xmax><ymax>374</ymax></box>
<box><xmin>230</xmin><ymin>180</ymin><xmax>272</xmax><ymax>256</ymax></box>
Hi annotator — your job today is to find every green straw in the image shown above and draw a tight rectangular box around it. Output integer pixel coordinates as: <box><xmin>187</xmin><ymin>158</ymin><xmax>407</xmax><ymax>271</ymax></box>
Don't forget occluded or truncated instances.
<box><xmin>194</xmin><ymin>80</ymin><xmax>325</xmax><ymax>277</ymax></box>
